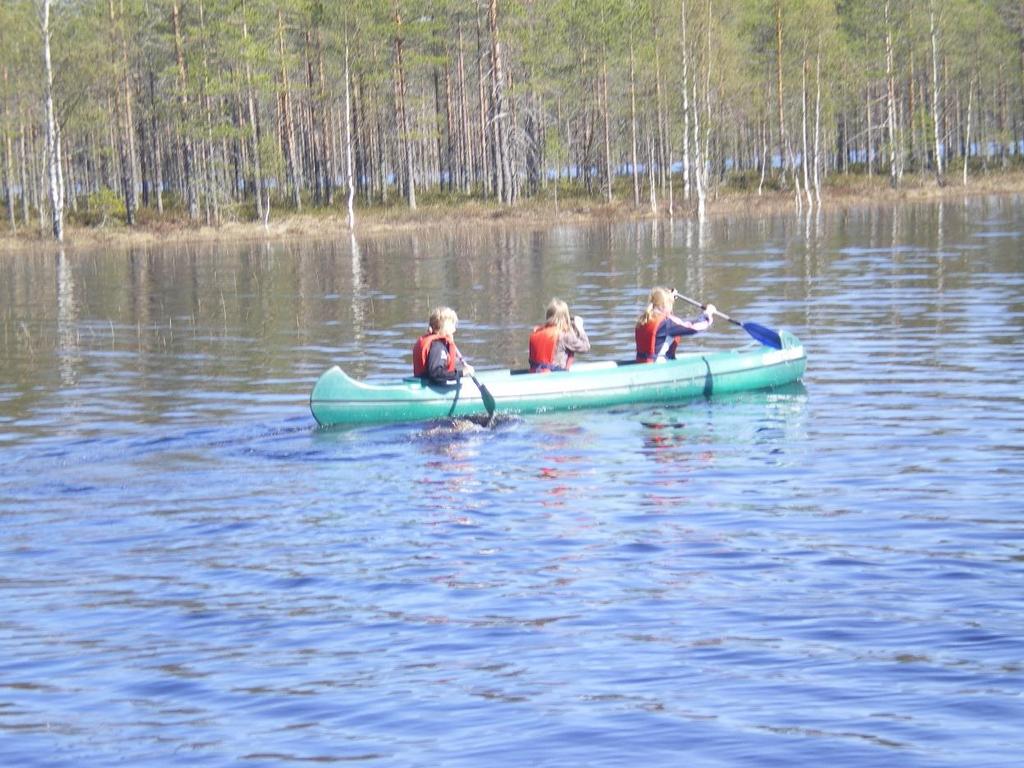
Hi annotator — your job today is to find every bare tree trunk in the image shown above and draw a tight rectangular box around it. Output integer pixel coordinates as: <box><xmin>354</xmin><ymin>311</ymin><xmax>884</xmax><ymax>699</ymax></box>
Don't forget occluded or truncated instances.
<box><xmin>647</xmin><ymin>139</ymin><xmax>657</xmax><ymax>213</ymax></box>
<box><xmin>303</xmin><ymin>30</ymin><xmax>322</xmax><ymax>204</ymax></box>
<box><xmin>758</xmin><ymin>114</ymin><xmax>768</xmax><ymax>196</ymax></box>
<box><xmin>149</xmin><ymin>70</ymin><xmax>164</xmax><ymax>213</ymax></box>
<box><xmin>476</xmin><ymin>11</ymin><xmax>490</xmax><ymax>197</ymax></box>
<box><xmin>800</xmin><ymin>53</ymin><xmax>812</xmax><ymax>207</ymax></box>
<box><xmin>241</xmin><ymin>2</ymin><xmax>265</xmax><ymax>224</ymax></box>
<box><xmin>19</xmin><ymin>120</ymin><xmax>30</xmax><ymax>226</ymax></box>
<box><xmin>63</xmin><ymin>135</ymin><xmax>76</xmax><ymax>213</ymax></box>
<box><xmin>653</xmin><ymin>24</ymin><xmax>667</xmax><ymax>201</ymax></box>
<box><xmin>171</xmin><ymin>2</ymin><xmax>198</xmax><ymax>221</ymax></box>
<box><xmin>345</xmin><ymin>40</ymin><xmax>355</xmax><ymax>230</ymax></box>
<box><xmin>457</xmin><ymin>23</ymin><xmax>472</xmax><ymax>193</ymax></box>
<box><xmin>929</xmin><ymin>0</ymin><xmax>945</xmax><ymax>182</ymax></box>
<box><xmin>434</xmin><ymin>67</ymin><xmax>447</xmax><ymax>193</ymax></box>
<box><xmin>32</xmin><ymin>121</ymin><xmax>45</xmax><ymax>234</ymax></box>
<box><xmin>4</xmin><ymin>130</ymin><xmax>13</xmax><ymax>230</ymax></box>
<box><xmin>277</xmin><ymin>10</ymin><xmax>302</xmax><ymax>210</ymax></box>
<box><xmin>199</xmin><ymin>0</ymin><xmax>219</xmax><ymax>226</ymax></box>
<box><xmin>680</xmin><ymin>0</ymin><xmax>691</xmax><ymax>202</ymax></box>
<box><xmin>867</xmin><ymin>88</ymin><xmax>875</xmax><ymax>179</ymax></box>
<box><xmin>602</xmin><ymin>56</ymin><xmax>612</xmax><ymax>203</ymax></box>
<box><xmin>316</xmin><ymin>27</ymin><xmax>334</xmax><ymax>206</ymax></box>
<box><xmin>41</xmin><ymin>0</ymin><xmax>63</xmax><ymax>241</ymax></box>
<box><xmin>393</xmin><ymin>8</ymin><xmax>416</xmax><ymax>209</ymax></box>
<box><xmin>775</xmin><ymin>0</ymin><xmax>788</xmax><ymax>187</ymax></box>
<box><xmin>2</xmin><ymin>62</ymin><xmax>14</xmax><ymax>231</ymax></box>
<box><xmin>963</xmin><ymin>77</ymin><xmax>974</xmax><ymax>186</ymax></box>
<box><xmin>121</xmin><ymin>1</ymin><xmax>137</xmax><ymax>222</ymax></box>
<box><xmin>629</xmin><ymin>41</ymin><xmax>640</xmax><ymax>207</ymax></box>
<box><xmin>691</xmin><ymin>73</ymin><xmax>706</xmax><ymax>222</ymax></box>
<box><xmin>108</xmin><ymin>0</ymin><xmax>136</xmax><ymax>224</ymax></box>
<box><xmin>488</xmin><ymin>0</ymin><xmax>513</xmax><ymax>204</ymax></box>
<box><xmin>813</xmin><ymin>48</ymin><xmax>822</xmax><ymax>207</ymax></box>
<box><xmin>884</xmin><ymin>0</ymin><xmax>901</xmax><ymax>188</ymax></box>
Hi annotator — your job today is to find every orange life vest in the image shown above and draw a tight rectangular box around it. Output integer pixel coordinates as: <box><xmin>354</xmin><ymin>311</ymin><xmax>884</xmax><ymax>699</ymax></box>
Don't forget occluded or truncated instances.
<box><xmin>412</xmin><ymin>332</ymin><xmax>458</xmax><ymax>377</ymax></box>
<box><xmin>635</xmin><ymin>313</ymin><xmax>681</xmax><ymax>362</ymax></box>
<box><xmin>635</xmin><ymin>316</ymin><xmax>662</xmax><ymax>362</ymax></box>
<box><xmin>529</xmin><ymin>325</ymin><xmax>565</xmax><ymax>373</ymax></box>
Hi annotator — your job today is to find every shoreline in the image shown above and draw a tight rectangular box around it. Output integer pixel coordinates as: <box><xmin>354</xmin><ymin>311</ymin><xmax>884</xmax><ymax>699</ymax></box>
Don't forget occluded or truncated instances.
<box><xmin>4</xmin><ymin>171</ymin><xmax>1024</xmax><ymax>252</ymax></box>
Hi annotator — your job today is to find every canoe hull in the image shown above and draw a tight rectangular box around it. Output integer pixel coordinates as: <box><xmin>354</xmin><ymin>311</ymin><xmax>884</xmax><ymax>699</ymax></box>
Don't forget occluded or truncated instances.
<box><xmin>310</xmin><ymin>331</ymin><xmax>806</xmax><ymax>426</ymax></box>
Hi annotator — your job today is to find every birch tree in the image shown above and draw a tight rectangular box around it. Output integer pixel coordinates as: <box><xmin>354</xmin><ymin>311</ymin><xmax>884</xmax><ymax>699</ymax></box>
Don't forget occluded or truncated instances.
<box><xmin>40</xmin><ymin>0</ymin><xmax>63</xmax><ymax>241</ymax></box>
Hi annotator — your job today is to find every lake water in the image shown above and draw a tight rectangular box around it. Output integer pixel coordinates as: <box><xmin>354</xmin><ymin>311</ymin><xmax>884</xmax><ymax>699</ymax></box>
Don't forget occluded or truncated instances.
<box><xmin>2</xmin><ymin>197</ymin><xmax>1023</xmax><ymax>767</ymax></box>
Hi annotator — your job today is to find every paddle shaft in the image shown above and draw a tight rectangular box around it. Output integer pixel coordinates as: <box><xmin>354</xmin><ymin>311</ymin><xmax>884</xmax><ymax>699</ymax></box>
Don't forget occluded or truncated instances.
<box><xmin>673</xmin><ymin>292</ymin><xmax>741</xmax><ymax>327</ymax></box>
<box><xmin>671</xmin><ymin>291</ymin><xmax>784</xmax><ymax>350</ymax></box>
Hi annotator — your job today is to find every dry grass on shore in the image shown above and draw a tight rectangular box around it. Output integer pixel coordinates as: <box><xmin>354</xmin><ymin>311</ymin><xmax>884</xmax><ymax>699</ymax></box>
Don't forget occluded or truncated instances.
<box><xmin>4</xmin><ymin>170</ymin><xmax>1024</xmax><ymax>252</ymax></box>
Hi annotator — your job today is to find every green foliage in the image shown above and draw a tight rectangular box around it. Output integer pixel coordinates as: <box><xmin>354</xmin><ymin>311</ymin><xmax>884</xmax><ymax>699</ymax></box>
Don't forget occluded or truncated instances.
<box><xmin>5</xmin><ymin>0</ymin><xmax>1023</xmax><ymax>231</ymax></box>
<box><xmin>76</xmin><ymin>188</ymin><xmax>126</xmax><ymax>227</ymax></box>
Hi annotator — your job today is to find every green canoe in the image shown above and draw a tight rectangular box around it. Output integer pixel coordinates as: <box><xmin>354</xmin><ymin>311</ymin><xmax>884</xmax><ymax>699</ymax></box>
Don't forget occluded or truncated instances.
<box><xmin>310</xmin><ymin>330</ymin><xmax>806</xmax><ymax>427</ymax></box>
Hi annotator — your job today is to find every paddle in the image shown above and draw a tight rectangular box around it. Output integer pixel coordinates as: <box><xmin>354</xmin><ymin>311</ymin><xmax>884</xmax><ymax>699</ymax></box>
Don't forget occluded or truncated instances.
<box><xmin>672</xmin><ymin>291</ymin><xmax>784</xmax><ymax>350</ymax></box>
<box><xmin>458</xmin><ymin>354</ymin><xmax>497</xmax><ymax>425</ymax></box>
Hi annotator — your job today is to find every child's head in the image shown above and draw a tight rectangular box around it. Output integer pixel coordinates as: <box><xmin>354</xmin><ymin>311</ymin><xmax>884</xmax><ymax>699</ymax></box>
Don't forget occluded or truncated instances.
<box><xmin>429</xmin><ymin>306</ymin><xmax>459</xmax><ymax>336</ymax></box>
<box><xmin>649</xmin><ymin>287</ymin><xmax>674</xmax><ymax>312</ymax></box>
<box><xmin>638</xmin><ymin>287</ymin><xmax>674</xmax><ymax>325</ymax></box>
<box><xmin>544</xmin><ymin>298</ymin><xmax>571</xmax><ymax>332</ymax></box>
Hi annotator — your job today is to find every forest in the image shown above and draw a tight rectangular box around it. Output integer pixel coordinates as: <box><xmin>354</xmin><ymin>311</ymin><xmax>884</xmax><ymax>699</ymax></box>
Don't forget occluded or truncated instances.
<box><xmin>2</xmin><ymin>0</ymin><xmax>1022</xmax><ymax>241</ymax></box>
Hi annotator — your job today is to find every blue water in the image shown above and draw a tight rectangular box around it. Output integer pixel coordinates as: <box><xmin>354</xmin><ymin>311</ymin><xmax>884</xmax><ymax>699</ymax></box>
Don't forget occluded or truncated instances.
<box><xmin>2</xmin><ymin>197</ymin><xmax>1023</xmax><ymax>766</ymax></box>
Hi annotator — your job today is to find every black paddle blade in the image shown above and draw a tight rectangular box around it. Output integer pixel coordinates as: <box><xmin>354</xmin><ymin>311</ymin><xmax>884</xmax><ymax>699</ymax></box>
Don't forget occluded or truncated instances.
<box><xmin>742</xmin><ymin>322</ymin><xmax>783</xmax><ymax>350</ymax></box>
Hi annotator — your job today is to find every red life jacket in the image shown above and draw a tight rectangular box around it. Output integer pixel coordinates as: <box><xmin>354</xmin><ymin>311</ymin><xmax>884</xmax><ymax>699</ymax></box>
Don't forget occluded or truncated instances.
<box><xmin>529</xmin><ymin>325</ymin><xmax>565</xmax><ymax>373</ymax></box>
<box><xmin>635</xmin><ymin>315</ymin><xmax>662</xmax><ymax>362</ymax></box>
<box><xmin>635</xmin><ymin>313</ymin><xmax>681</xmax><ymax>362</ymax></box>
<box><xmin>412</xmin><ymin>332</ymin><xmax>458</xmax><ymax>377</ymax></box>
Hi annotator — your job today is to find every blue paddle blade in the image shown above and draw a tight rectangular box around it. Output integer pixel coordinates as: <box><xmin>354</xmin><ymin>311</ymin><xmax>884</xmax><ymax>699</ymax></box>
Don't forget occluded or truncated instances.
<box><xmin>742</xmin><ymin>322</ymin><xmax>783</xmax><ymax>349</ymax></box>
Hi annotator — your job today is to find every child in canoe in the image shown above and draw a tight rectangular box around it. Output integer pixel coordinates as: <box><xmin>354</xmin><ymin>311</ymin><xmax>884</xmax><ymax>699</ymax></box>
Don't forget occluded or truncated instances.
<box><xmin>528</xmin><ymin>298</ymin><xmax>591</xmax><ymax>372</ymax></box>
<box><xmin>412</xmin><ymin>306</ymin><xmax>475</xmax><ymax>384</ymax></box>
<box><xmin>635</xmin><ymin>287</ymin><xmax>716</xmax><ymax>362</ymax></box>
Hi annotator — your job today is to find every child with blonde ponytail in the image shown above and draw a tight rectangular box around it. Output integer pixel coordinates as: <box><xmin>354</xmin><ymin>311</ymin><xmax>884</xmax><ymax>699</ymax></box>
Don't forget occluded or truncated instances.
<box><xmin>635</xmin><ymin>287</ymin><xmax>716</xmax><ymax>362</ymax></box>
<box><xmin>528</xmin><ymin>298</ymin><xmax>590</xmax><ymax>372</ymax></box>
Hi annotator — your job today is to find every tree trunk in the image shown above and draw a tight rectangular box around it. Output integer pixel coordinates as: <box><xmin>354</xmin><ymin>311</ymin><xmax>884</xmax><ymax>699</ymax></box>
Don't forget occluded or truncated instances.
<box><xmin>19</xmin><ymin>120</ymin><xmax>30</xmax><ymax>226</ymax></box>
<box><xmin>758</xmin><ymin>114</ymin><xmax>768</xmax><ymax>195</ymax></box>
<box><xmin>457</xmin><ymin>23</ymin><xmax>472</xmax><ymax>193</ymax></box>
<box><xmin>929</xmin><ymin>0</ymin><xmax>945</xmax><ymax>182</ymax></box>
<box><xmin>345</xmin><ymin>40</ymin><xmax>355</xmax><ymax>230</ymax></box>
<box><xmin>866</xmin><ymin>88</ymin><xmax>873</xmax><ymax>179</ymax></box>
<box><xmin>488</xmin><ymin>0</ymin><xmax>513</xmax><ymax>204</ymax></box>
<box><xmin>241</xmin><ymin>2</ymin><xmax>265</xmax><ymax>223</ymax></box>
<box><xmin>4</xmin><ymin>130</ymin><xmax>13</xmax><ymax>230</ymax></box>
<box><xmin>111</xmin><ymin>0</ymin><xmax>137</xmax><ymax>225</ymax></box>
<box><xmin>149</xmin><ymin>70</ymin><xmax>164</xmax><ymax>213</ymax></box>
<box><xmin>800</xmin><ymin>52</ymin><xmax>812</xmax><ymax>207</ymax></box>
<box><xmin>41</xmin><ymin>0</ymin><xmax>63</xmax><ymax>241</ymax></box>
<box><xmin>199</xmin><ymin>0</ymin><xmax>219</xmax><ymax>226</ymax></box>
<box><xmin>63</xmin><ymin>135</ymin><xmax>77</xmax><ymax>213</ymax></box>
<box><xmin>680</xmin><ymin>0</ymin><xmax>691</xmax><ymax>202</ymax></box>
<box><xmin>393</xmin><ymin>8</ymin><xmax>416</xmax><ymax>209</ymax></box>
<box><xmin>475</xmin><ymin>11</ymin><xmax>490</xmax><ymax>197</ymax></box>
<box><xmin>316</xmin><ymin>27</ymin><xmax>334</xmax><ymax>206</ymax></box>
<box><xmin>775</xmin><ymin>0</ymin><xmax>788</xmax><ymax>187</ymax></box>
<box><xmin>629</xmin><ymin>41</ymin><xmax>640</xmax><ymax>207</ymax></box>
<box><xmin>602</xmin><ymin>55</ymin><xmax>612</xmax><ymax>203</ymax></box>
<box><xmin>2</xmin><ymin>62</ymin><xmax>14</xmax><ymax>231</ymax></box>
<box><xmin>653</xmin><ymin>24</ymin><xmax>667</xmax><ymax>200</ymax></box>
<box><xmin>963</xmin><ymin>77</ymin><xmax>974</xmax><ymax>186</ymax></box>
<box><xmin>691</xmin><ymin>72</ymin><xmax>706</xmax><ymax>222</ymax></box>
<box><xmin>813</xmin><ymin>48</ymin><xmax>822</xmax><ymax>207</ymax></box>
<box><xmin>171</xmin><ymin>2</ymin><xmax>198</xmax><ymax>221</ymax></box>
<box><xmin>884</xmin><ymin>0</ymin><xmax>901</xmax><ymax>188</ymax></box>
<box><xmin>277</xmin><ymin>9</ymin><xmax>302</xmax><ymax>210</ymax></box>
